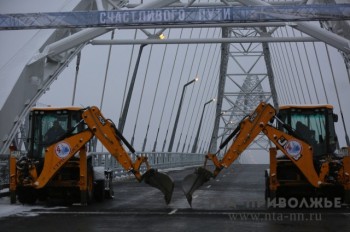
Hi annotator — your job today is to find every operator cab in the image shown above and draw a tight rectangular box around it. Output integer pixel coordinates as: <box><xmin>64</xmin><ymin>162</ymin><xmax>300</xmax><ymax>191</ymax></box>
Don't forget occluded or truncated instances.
<box><xmin>28</xmin><ymin>107</ymin><xmax>85</xmax><ymax>160</ymax></box>
<box><xmin>277</xmin><ymin>105</ymin><xmax>338</xmax><ymax>158</ymax></box>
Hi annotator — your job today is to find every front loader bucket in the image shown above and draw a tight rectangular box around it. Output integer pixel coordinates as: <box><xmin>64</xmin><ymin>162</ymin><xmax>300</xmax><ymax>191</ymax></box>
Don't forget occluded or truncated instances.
<box><xmin>142</xmin><ymin>168</ymin><xmax>174</xmax><ymax>204</ymax></box>
<box><xmin>182</xmin><ymin>167</ymin><xmax>213</xmax><ymax>206</ymax></box>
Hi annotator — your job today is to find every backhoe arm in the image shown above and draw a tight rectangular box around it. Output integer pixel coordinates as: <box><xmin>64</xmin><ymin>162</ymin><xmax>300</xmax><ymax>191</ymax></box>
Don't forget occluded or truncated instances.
<box><xmin>182</xmin><ymin>102</ymin><xmax>322</xmax><ymax>205</ymax></box>
<box><xmin>182</xmin><ymin>102</ymin><xmax>276</xmax><ymax>205</ymax></box>
<box><xmin>208</xmin><ymin>102</ymin><xmax>277</xmax><ymax>177</ymax></box>
<box><xmin>82</xmin><ymin>106</ymin><xmax>174</xmax><ymax>203</ymax></box>
<box><xmin>81</xmin><ymin>106</ymin><xmax>145</xmax><ymax>181</ymax></box>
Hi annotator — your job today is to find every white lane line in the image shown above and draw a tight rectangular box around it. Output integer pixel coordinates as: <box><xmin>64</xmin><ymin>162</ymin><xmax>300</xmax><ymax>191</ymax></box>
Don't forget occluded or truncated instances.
<box><xmin>168</xmin><ymin>209</ymin><xmax>178</xmax><ymax>215</ymax></box>
<box><xmin>215</xmin><ymin>179</ymin><xmax>220</xmax><ymax>182</ymax></box>
<box><xmin>193</xmin><ymin>195</ymin><xmax>198</xmax><ymax>199</ymax></box>
<box><xmin>206</xmin><ymin>185</ymin><xmax>211</xmax><ymax>189</ymax></box>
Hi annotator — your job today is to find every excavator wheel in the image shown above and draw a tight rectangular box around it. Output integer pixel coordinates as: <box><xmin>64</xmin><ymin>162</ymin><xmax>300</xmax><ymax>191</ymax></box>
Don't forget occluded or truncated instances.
<box><xmin>81</xmin><ymin>166</ymin><xmax>94</xmax><ymax>205</ymax></box>
<box><xmin>344</xmin><ymin>190</ymin><xmax>350</xmax><ymax>204</ymax></box>
<box><xmin>87</xmin><ymin>166</ymin><xmax>94</xmax><ymax>203</ymax></box>
<box><xmin>17</xmin><ymin>186</ymin><xmax>38</xmax><ymax>204</ymax></box>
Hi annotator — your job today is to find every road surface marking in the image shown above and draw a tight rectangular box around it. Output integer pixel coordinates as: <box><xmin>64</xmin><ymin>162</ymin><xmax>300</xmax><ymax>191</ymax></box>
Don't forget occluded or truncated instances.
<box><xmin>206</xmin><ymin>185</ymin><xmax>211</xmax><ymax>189</ymax></box>
<box><xmin>168</xmin><ymin>209</ymin><xmax>178</xmax><ymax>215</ymax></box>
<box><xmin>193</xmin><ymin>195</ymin><xmax>198</xmax><ymax>199</ymax></box>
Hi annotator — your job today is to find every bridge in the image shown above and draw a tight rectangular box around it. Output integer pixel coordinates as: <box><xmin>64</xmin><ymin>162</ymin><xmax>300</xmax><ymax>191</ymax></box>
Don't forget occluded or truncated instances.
<box><xmin>1</xmin><ymin>0</ymin><xmax>350</xmax><ymax>208</ymax></box>
<box><xmin>1</xmin><ymin>1</ymin><xmax>350</xmax><ymax>230</ymax></box>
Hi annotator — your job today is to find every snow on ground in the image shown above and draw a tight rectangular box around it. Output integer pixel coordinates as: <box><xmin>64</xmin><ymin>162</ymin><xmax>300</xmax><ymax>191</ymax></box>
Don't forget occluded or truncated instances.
<box><xmin>0</xmin><ymin>196</ymin><xmax>67</xmax><ymax>218</ymax></box>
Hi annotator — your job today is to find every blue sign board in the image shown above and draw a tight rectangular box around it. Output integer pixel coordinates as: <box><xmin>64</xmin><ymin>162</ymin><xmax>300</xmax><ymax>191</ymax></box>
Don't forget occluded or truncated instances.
<box><xmin>0</xmin><ymin>4</ymin><xmax>349</xmax><ymax>30</ymax></box>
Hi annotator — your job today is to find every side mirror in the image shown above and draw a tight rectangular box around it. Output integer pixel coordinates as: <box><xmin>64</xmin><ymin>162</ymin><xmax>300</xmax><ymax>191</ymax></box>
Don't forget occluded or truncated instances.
<box><xmin>333</xmin><ymin>113</ymin><xmax>338</xmax><ymax>123</ymax></box>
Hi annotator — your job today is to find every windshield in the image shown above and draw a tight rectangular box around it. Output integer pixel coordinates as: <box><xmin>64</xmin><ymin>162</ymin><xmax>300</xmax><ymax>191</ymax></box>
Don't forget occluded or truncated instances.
<box><xmin>278</xmin><ymin>107</ymin><xmax>336</xmax><ymax>157</ymax></box>
<box><xmin>28</xmin><ymin>109</ymin><xmax>83</xmax><ymax>159</ymax></box>
<box><xmin>290</xmin><ymin>112</ymin><xmax>326</xmax><ymax>156</ymax></box>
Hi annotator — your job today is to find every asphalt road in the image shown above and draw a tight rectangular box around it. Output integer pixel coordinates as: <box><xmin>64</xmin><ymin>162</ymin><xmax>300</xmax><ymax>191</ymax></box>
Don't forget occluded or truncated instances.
<box><xmin>1</xmin><ymin>164</ymin><xmax>349</xmax><ymax>232</ymax></box>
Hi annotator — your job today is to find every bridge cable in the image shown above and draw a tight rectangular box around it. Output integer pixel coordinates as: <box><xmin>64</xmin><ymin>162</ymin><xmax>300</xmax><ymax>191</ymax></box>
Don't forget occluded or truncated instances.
<box><xmin>271</xmin><ymin>42</ymin><xmax>293</xmax><ymax>104</ymax></box>
<box><xmin>311</xmin><ymin>42</ymin><xmax>329</xmax><ymax>103</ymax></box>
<box><xmin>119</xmin><ymin>30</ymin><xmax>138</xmax><ymax>120</ymax></box>
<box><xmin>163</xmin><ymin>28</ymin><xmax>195</xmax><ymax>151</ymax></box>
<box><xmin>100</xmin><ymin>30</ymin><xmax>115</xmax><ymax>110</ymax></box>
<box><xmin>198</xmin><ymin>62</ymin><xmax>220</xmax><ymax>153</ymax></box>
<box><xmin>154</xmin><ymin>29</ymin><xmax>184</xmax><ymax>152</ymax></box>
<box><xmin>270</xmin><ymin>45</ymin><xmax>288</xmax><ymax>104</ymax></box>
<box><xmin>325</xmin><ymin>44</ymin><xmax>350</xmax><ymax>146</ymax></box>
<box><xmin>131</xmin><ymin>44</ymin><xmax>153</xmax><ymax>147</ymax></box>
<box><xmin>282</xmin><ymin>28</ymin><xmax>305</xmax><ymax>103</ymax></box>
<box><xmin>277</xmin><ymin>29</ymin><xmax>301</xmax><ymax>104</ymax></box>
<box><xmin>284</xmin><ymin>27</ymin><xmax>306</xmax><ymax>103</ymax></box>
<box><xmin>142</xmin><ymin>31</ymin><xmax>171</xmax><ymax>151</ymax></box>
<box><xmin>189</xmin><ymin>31</ymin><xmax>221</xmax><ymax>153</ymax></box>
<box><xmin>300</xmin><ymin>31</ymin><xmax>320</xmax><ymax>104</ymax></box>
<box><xmin>274</xmin><ymin>30</ymin><xmax>295</xmax><ymax>104</ymax></box>
<box><xmin>71</xmin><ymin>51</ymin><xmax>81</xmax><ymax>105</ymax></box>
<box><xmin>187</xmin><ymin>28</ymin><xmax>219</xmax><ymax>152</ymax></box>
<box><xmin>180</xmin><ymin>28</ymin><xmax>210</xmax><ymax>152</ymax></box>
<box><xmin>291</xmin><ymin>28</ymin><xmax>312</xmax><ymax>103</ymax></box>
<box><xmin>270</xmin><ymin>44</ymin><xmax>288</xmax><ymax>104</ymax></box>
<box><xmin>176</xmin><ymin>29</ymin><xmax>204</xmax><ymax>152</ymax></box>
<box><xmin>187</xmin><ymin>0</ymin><xmax>220</xmax><ymax>153</ymax></box>
<box><xmin>272</xmin><ymin>41</ymin><xmax>292</xmax><ymax>104</ymax></box>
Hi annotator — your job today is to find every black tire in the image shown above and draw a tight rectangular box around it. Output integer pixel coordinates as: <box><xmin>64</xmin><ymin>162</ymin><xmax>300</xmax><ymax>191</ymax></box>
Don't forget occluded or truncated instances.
<box><xmin>17</xmin><ymin>187</ymin><xmax>38</xmax><ymax>204</ymax></box>
<box><xmin>87</xmin><ymin>166</ymin><xmax>94</xmax><ymax>204</ymax></box>
<box><xmin>81</xmin><ymin>166</ymin><xmax>94</xmax><ymax>205</ymax></box>
<box><xmin>344</xmin><ymin>190</ymin><xmax>350</xmax><ymax>205</ymax></box>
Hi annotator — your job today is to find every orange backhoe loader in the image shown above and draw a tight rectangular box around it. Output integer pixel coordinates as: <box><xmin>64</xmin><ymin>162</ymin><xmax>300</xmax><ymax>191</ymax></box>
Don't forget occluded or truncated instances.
<box><xmin>9</xmin><ymin>106</ymin><xmax>174</xmax><ymax>205</ymax></box>
<box><xmin>183</xmin><ymin>102</ymin><xmax>350</xmax><ymax>206</ymax></box>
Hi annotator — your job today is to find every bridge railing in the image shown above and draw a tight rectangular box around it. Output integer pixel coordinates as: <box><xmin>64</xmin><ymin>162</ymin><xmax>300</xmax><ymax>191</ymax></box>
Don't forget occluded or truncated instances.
<box><xmin>0</xmin><ymin>152</ymin><xmax>205</xmax><ymax>194</ymax></box>
<box><xmin>0</xmin><ymin>154</ymin><xmax>10</xmax><ymax>196</ymax></box>
<box><xmin>90</xmin><ymin>152</ymin><xmax>205</xmax><ymax>178</ymax></box>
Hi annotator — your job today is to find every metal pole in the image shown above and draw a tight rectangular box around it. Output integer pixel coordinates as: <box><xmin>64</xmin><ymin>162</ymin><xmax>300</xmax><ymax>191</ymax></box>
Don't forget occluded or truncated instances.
<box><xmin>118</xmin><ymin>44</ymin><xmax>146</xmax><ymax>133</ymax></box>
<box><xmin>168</xmin><ymin>78</ymin><xmax>198</xmax><ymax>152</ymax></box>
<box><xmin>191</xmin><ymin>99</ymin><xmax>215</xmax><ymax>153</ymax></box>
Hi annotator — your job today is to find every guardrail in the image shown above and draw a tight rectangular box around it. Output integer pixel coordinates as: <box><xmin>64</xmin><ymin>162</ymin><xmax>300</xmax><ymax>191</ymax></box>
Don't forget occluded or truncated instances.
<box><xmin>0</xmin><ymin>152</ymin><xmax>205</xmax><ymax>196</ymax></box>
<box><xmin>90</xmin><ymin>152</ymin><xmax>205</xmax><ymax>178</ymax></box>
<box><xmin>0</xmin><ymin>154</ymin><xmax>10</xmax><ymax>196</ymax></box>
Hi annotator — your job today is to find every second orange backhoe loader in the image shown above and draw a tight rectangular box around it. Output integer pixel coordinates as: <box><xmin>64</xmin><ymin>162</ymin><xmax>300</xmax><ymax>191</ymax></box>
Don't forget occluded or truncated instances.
<box><xmin>183</xmin><ymin>102</ymin><xmax>350</xmax><ymax>206</ymax></box>
<box><xmin>9</xmin><ymin>106</ymin><xmax>174</xmax><ymax>205</ymax></box>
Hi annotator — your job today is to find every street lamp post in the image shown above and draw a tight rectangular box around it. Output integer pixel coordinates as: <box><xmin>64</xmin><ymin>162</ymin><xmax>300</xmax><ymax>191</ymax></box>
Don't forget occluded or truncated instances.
<box><xmin>168</xmin><ymin>77</ymin><xmax>199</xmax><ymax>152</ymax></box>
<box><xmin>191</xmin><ymin>98</ymin><xmax>215</xmax><ymax>153</ymax></box>
<box><xmin>118</xmin><ymin>44</ymin><xmax>147</xmax><ymax>133</ymax></box>
<box><xmin>118</xmin><ymin>31</ymin><xmax>166</xmax><ymax>134</ymax></box>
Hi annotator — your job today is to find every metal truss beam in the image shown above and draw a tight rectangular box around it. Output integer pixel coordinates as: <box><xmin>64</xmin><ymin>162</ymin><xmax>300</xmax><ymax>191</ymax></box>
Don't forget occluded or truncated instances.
<box><xmin>91</xmin><ymin>36</ymin><xmax>317</xmax><ymax>45</ymax></box>
<box><xmin>1</xmin><ymin>4</ymin><xmax>350</xmax><ymax>30</ymax></box>
<box><xmin>209</xmin><ymin>26</ymin><xmax>275</xmax><ymax>156</ymax></box>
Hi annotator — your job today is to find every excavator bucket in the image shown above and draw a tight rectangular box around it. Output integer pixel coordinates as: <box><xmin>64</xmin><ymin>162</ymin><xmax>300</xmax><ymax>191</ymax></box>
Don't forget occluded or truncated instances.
<box><xmin>182</xmin><ymin>167</ymin><xmax>213</xmax><ymax>206</ymax></box>
<box><xmin>142</xmin><ymin>168</ymin><xmax>174</xmax><ymax>204</ymax></box>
